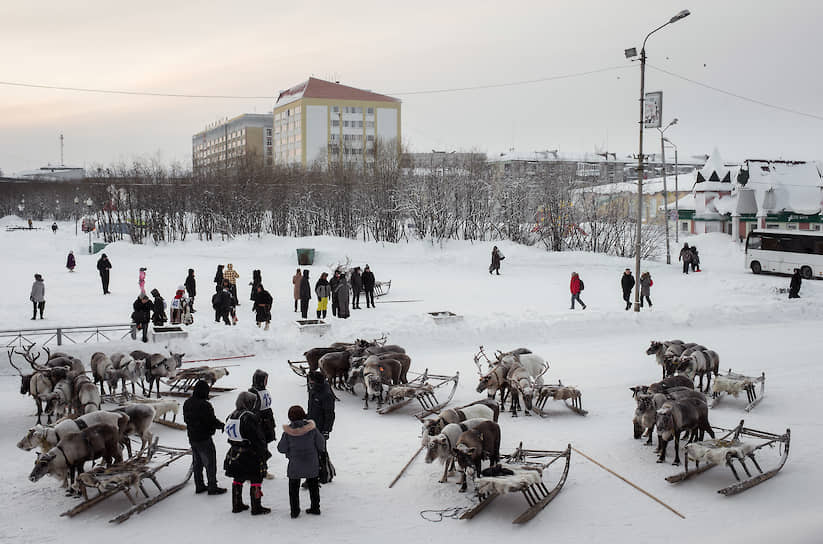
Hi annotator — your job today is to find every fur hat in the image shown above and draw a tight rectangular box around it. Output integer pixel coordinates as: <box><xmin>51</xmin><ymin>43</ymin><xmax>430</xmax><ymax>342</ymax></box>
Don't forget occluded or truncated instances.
<box><xmin>287</xmin><ymin>405</ymin><xmax>307</xmax><ymax>421</ymax></box>
<box><xmin>34</xmin><ymin>273</ymin><xmax>43</xmax><ymax>281</ymax></box>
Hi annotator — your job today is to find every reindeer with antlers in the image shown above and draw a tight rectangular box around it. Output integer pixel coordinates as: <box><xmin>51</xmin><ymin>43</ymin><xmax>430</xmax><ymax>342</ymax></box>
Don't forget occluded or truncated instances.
<box><xmin>7</xmin><ymin>343</ymin><xmax>56</xmax><ymax>424</ymax></box>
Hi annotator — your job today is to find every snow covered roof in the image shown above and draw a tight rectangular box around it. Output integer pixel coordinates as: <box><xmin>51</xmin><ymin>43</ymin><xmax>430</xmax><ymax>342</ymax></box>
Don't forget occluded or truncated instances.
<box><xmin>696</xmin><ymin>147</ymin><xmax>733</xmax><ymax>183</ymax></box>
<box><xmin>736</xmin><ymin>160</ymin><xmax>823</xmax><ymax>216</ymax></box>
<box><xmin>581</xmin><ymin>175</ymin><xmax>691</xmax><ymax>196</ymax></box>
<box><xmin>488</xmin><ymin>149</ymin><xmax>627</xmax><ymax>164</ymax></box>
<box><xmin>275</xmin><ymin>77</ymin><xmax>400</xmax><ymax>108</ymax></box>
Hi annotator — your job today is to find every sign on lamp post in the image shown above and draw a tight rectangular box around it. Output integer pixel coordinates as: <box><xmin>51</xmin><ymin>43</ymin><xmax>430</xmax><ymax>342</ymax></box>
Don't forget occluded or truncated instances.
<box><xmin>644</xmin><ymin>91</ymin><xmax>663</xmax><ymax>129</ymax></box>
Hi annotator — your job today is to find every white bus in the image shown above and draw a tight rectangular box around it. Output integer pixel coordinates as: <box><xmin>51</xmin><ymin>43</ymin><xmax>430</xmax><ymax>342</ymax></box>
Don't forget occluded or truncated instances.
<box><xmin>745</xmin><ymin>229</ymin><xmax>823</xmax><ymax>279</ymax></box>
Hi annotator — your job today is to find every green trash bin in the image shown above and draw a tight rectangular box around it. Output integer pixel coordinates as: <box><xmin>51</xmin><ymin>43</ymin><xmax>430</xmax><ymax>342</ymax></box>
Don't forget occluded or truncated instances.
<box><xmin>92</xmin><ymin>242</ymin><xmax>108</xmax><ymax>254</ymax></box>
<box><xmin>296</xmin><ymin>248</ymin><xmax>315</xmax><ymax>266</ymax></box>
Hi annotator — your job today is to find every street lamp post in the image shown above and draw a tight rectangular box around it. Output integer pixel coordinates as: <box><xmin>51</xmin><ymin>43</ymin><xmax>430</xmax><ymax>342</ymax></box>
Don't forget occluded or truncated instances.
<box><xmin>626</xmin><ymin>8</ymin><xmax>690</xmax><ymax>312</ymax></box>
<box><xmin>74</xmin><ymin>196</ymin><xmax>80</xmax><ymax>235</ymax></box>
<box><xmin>663</xmin><ymin>137</ymin><xmax>680</xmax><ymax>243</ymax></box>
<box><xmin>658</xmin><ymin>118</ymin><xmax>678</xmax><ymax>264</ymax></box>
<box><xmin>85</xmin><ymin>198</ymin><xmax>94</xmax><ymax>254</ymax></box>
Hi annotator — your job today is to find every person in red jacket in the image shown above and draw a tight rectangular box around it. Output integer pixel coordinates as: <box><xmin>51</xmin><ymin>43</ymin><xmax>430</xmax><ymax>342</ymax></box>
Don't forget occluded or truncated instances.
<box><xmin>570</xmin><ymin>272</ymin><xmax>586</xmax><ymax>310</ymax></box>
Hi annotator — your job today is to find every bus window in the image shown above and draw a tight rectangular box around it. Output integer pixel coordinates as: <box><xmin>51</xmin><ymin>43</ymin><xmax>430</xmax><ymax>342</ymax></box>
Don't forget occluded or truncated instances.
<box><xmin>815</xmin><ymin>242</ymin><xmax>823</xmax><ymax>255</ymax></box>
<box><xmin>761</xmin><ymin>237</ymin><xmax>780</xmax><ymax>251</ymax></box>
<box><xmin>747</xmin><ymin>235</ymin><xmax>762</xmax><ymax>250</ymax></box>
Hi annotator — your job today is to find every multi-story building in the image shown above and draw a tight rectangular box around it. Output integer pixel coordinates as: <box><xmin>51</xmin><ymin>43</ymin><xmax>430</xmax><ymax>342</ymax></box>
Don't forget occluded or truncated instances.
<box><xmin>273</xmin><ymin>77</ymin><xmax>401</xmax><ymax>167</ymax></box>
<box><xmin>192</xmin><ymin>113</ymin><xmax>273</xmax><ymax>173</ymax></box>
<box><xmin>488</xmin><ymin>149</ymin><xmax>628</xmax><ymax>184</ymax></box>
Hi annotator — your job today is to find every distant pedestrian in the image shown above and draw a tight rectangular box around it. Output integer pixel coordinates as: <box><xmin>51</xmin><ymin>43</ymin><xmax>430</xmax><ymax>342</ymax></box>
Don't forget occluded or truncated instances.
<box><xmin>489</xmin><ymin>246</ymin><xmax>503</xmax><ymax>275</ymax></box>
<box><xmin>621</xmin><ymin>268</ymin><xmax>635</xmax><ymax>311</ymax></box>
<box><xmin>640</xmin><ymin>272</ymin><xmax>653</xmax><ymax>308</ymax></box>
<box><xmin>138</xmin><ymin>267</ymin><xmax>147</xmax><ymax>295</ymax></box>
<box><xmin>569</xmin><ymin>272</ymin><xmax>586</xmax><ymax>310</ymax></box>
<box><xmin>223</xmin><ymin>279</ymin><xmax>239</xmax><ymax>324</ymax></box>
<box><xmin>27</xmin><ymin>218</ymin><xmax>33</xmax><ymax>229</ymax></box>
<box><xmin>183</xmin><ymin>380</ymin><xmax>227</xmax><ymax>496</ymax></box>
<box><xmin>51</xmin><ymin>222</ymin><xmax>57</xmax><ymax>234</ymax></box>
<box><xmin>350</xmin><ymin>267</ymin><xmax>362</xmax><ymax>309</ymax></box>
<box><xmin>170</xmin><ymin>285</ymin><xmax>186</xmax><ymax>325</ymax></box>
<box><xmin>292</xmin><ymin>269</ymin><xmax>302</xmax><ymax>313</ymax></box>
<box><xmin>224</xmin><ymin>392</ymin><xmax>271</xmax><ymax>515</ymax></box>
<box><xmin>185</xmin><ymin>268</ymin><xmax>197</xmax><ymax>312</ymax></box>
<box><xmin>362</xmin><ymin>265</ymin><xmax>375</xmax><ymax>309</ymax></box>
<box><xmin>249</xmin><ymin>269</ymin><xmax>262</xmax><ymax>302</ymax></box>
<box><xmin>678</xmin><ymin>243</ymin><xmax>691</xmax><ymax>275</ymax></box>
<box><xmin>214</xmin><ymin>265</ymin><xmax>224</xmax><ymax>294</ymax></box>
<box><xmin>132</xmin><ymin>293</ymin><xmax>152</xmax><ymax>342</ymax></box>
<box><xmin>97</xmin><ymin>253</ymin><xmax>112</xmax><ymax>294</ymax></box>
<box><xmin>277</xmin><ymin>405</ymin><xmax>326</xmax><ymax>518</ymax></box>
<box><xmin>252</xmin><ymin>284</ymin><xmax>273</xmax><ymax>330</ymax></box>
<box><xmin>150</xmin><ymin>288</ymin><xmax>167</xmax><ymax>326</ymax></box>
<box><xmin>299</xmin><ymin>270</ymin><xmax>311</xmax><ymax>319</ymax></box>
<box><xmin>213</xmin><ymin>286</ymin><xmax>233</xmax><ymax>326</ymax></box>
<box><xmin>329</xmin><ymin>270</ymin><xmax>341</xmax><ymax>317</ymax></box>
<box><xmin>30</xmin><ymin>274</ymin><xmax>45</xmax><ymax>320</ymax></box>
<box><xmin>689</xmin><ymin>246</ymin><xmax>701</xmax><ymax>272</ymax></box>
<box><xmin>66</xmin><ymin>250</ymin><xmax>76</xmax><ymax>272</ymax></box>
<box><xmin>335</xmin><ymin>274</ymin><xmax>350</xmax><ymax>319</ymax></box>
<box><xmin>314</xmin><ymin>272</ymin><xmax>330</xmax><ymax>319</ymax></box>
<box><xmin>789</xmin><ymin>269</ymin><xmax>802</xmax><ymax>299</ymax></box>
<box><xmin>224</xmin><ymin>264</ymin><xmax>240</xmax><ymax>304</ymax></box>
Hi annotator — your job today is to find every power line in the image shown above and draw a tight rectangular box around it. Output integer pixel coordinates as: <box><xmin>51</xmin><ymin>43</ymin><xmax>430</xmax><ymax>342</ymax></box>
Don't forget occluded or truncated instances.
<box><xmin>0</xmin><ymin>80</ymin><xmax>273</xmax><ymax>100</ymax></box>
<box><xmin>648</xmin><ymin>65</ymin><xmax>823</xmax><ymax>122</ymax></box>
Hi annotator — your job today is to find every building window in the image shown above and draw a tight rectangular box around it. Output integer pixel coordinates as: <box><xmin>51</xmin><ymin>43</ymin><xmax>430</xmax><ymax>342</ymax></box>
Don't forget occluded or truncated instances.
<box><xmin>332</xmin><ymin>120</ymin><xmax>339</xmax><ymax>127</ymax></box>
<box><xmin>332</xmin><ymin>106</ymin><xmax>339</xmax><ymax>113</ymax></box>
<box><xmin>787</xmin><ymin>224</ymin><xmax>798</xmax><ymax>230</ymax></box>
<box><xmin>266</xmin><ymin>137</ymin><xmax>272</xmax><ymax>146</ymax></box>
<box><xmin>266</xmin><ymin>128</ymin><xmax>272</xmax><ymax>137</ymax></box>
<box><xmin>367</xmin><ymin>107</ymin><xmax>374</xmax><ymax>115</ymax></box>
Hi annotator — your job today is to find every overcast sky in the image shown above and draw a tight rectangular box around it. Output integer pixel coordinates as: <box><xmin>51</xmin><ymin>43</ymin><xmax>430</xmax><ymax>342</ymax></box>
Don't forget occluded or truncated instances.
<box><xmin>1</xmin><ymin>0</ymin><xmax>821</xmax><ymax>174</ymax></box>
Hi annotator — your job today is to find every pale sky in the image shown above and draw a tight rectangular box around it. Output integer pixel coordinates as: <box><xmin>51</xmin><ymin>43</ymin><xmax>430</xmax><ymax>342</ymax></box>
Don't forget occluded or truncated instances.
<box><xmin>1</xmin><ymin>0</ymin><xmax>821</xmax><ymax>174</ymax></box>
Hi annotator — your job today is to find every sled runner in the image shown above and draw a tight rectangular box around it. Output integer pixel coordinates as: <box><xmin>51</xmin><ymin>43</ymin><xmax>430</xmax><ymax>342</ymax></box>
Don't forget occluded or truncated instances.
<box><xmin>61</xmin><ymin>439</ymin><xmax>192</xmax><ymax>523</ymax></box>
<box><xmin>710</xmin><ymin>370</ymin><xmax>765</xmax><ymax>412</ymax></box>
<box><xmin>374</xmin><ymin>279</ymin><xmax>392</xmax><ymax>298</ymax></box>
<box><xmin>428</xmin><ymin>311</ymin><xmax>464</xmax><ymax>323</ymax></box>
<box><xmin>665</xmin><ymin>420</ymin><xmax>790</xmax><ymax>496</ymax></box>
<box><xmin>288</xmin><ymin>359</ymin><xmax>311</xmax><ymax>378</ymax></box>
<box><xmin>534</xmin><ymin>380</ymin><xmax>587</xmax><ymax>416</ymax></box>
<box><xmin>377</xmin><ymin>369</ymin><xmax>460</xmax><ymax>418</ymax></box>
<box><xmin>460</xmin><ymin>443</ymin><xmax>571</xmax><ymax>524</ymax></box>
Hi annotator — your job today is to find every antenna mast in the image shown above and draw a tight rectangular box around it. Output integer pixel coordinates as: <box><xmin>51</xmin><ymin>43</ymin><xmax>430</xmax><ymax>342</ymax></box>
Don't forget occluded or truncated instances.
<box><xmin>60</xmin><ymin>133</ymin><xmax>64</xmax><ymax>166</ymax></box>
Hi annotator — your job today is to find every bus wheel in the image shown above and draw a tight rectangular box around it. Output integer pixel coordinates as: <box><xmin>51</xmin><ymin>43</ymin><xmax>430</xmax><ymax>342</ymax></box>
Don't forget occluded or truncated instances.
<box><xmin>801</xmin><ymin>266</ymin><xmax>813</xmax><ymax>280</ymax></box>
<box><xmin>750</xmin><ymin>261</ymin><xmax>762</xmax><ymax>274</ymax></box>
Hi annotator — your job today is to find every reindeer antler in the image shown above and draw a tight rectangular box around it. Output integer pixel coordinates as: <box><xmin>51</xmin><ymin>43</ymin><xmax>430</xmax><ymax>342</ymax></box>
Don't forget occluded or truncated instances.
<box><xmin>15</xmin><ymin>342</ymin><xmax>41</xmax><ymax>369</ymax></box>
<box><xmin>42</xmin><ymin>346</ymin><xmax>51</xmax><ymax>360</ymax></box>
<box><xmin>6</xmin><ymin>349</ymin><xmax>24</xmax><ymax>376</ymax></box>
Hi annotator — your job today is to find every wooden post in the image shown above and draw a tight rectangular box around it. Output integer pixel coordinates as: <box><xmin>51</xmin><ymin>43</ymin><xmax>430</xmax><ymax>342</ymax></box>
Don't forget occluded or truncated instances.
<box><xmin>388</xmin><ymin>445</ymin><xmax>425</xmax><ymax>488</ymax></box>
<box><xmin>57</xmin><ymin>328</ymin><xmax>62</xmax><ymax>346</ymax></box>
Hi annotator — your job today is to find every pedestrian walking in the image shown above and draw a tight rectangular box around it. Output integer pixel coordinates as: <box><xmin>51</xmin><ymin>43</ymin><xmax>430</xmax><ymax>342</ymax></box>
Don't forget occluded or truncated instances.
<box><xmin>131</xmin><ymin>293</ymin><xmax>152</xmax><ymax>342</ymax></box>
<box><xmin>307</xmin><ymin>371</ymin><xmax>335</xmax><ymax>484</ymax></box>
<box><xmin>97</xmin><ymin>253</ymin><xmax>112</xmax><ymax>294</ymax></box>
<box><xmin>640</xmin><ymin>272</ymin><xmax>653</xmax><ymax>308</ymax></box>
<box><xmin>329</xmin><ymin>270</ymin><xmax>341</xmax><ymax>317</ymax></box>
<box><xmin>213</xmin><ymin>286</ymin><xmax>233</xmax><ymax>325</ymax></box>
<box><xmin>224</xmin><ymin>392</ymin><xmax>271</xmax><ymax>515</ymax></box>
<box><xmin>292</xmin><ymin>269</ymin><xmax>302</xmax><ymax>313</ymax></box>
<box><xmin>138</xmin><ymin>267</ymin><xmax>147</xmax><ymax>295</ymax></box>
<box><xmin>277</xmin><ymin>405</ymin><xmax>326</xmax><ymax>518</ymax></box>
<box><xmin>315</xmin><ymin>272</ymin><xmax>330</xmax><ymax>319</ymax></box>
<box><xmin>489</xmin><ymin>246</ymin><xmax>503</xmax><ymax>275</ymax></box>
<box><xmin>29</xmin><ymin>274</ymin><xmax>45</xmax><ymax>320</ymax></box>
<box><xmin>150</xmin><ymin>288</ymin><xmax>167</xmax><ymax>326</ymax></box>
<box><xmin>223</xmin><ymin>279</ymin><xmax>239</xmax><ymax>324</ymax></box>
<box><xmin>689</xmin><ymin>246</ymin><xmax>701</xmax><ymax>272</ymax></box>
<box><xmin>362</xmin><ymin>265</ymin><xmax>375</xmax><ymax>308</ymax></box>
<box><xmin>224</xmin><ymin>264</ymin><xmax>240</xmax><ymax>304</ymax></box>
<box><xmin>299</xmin><ymin>270</ymin><xmax>311</xmax><ymax>319</ymax></box>
<box><xmin>27</xmin><ymin>218</ymin><xmax>33</xmax><ymax>229</ymax></box>
<box><xmin>335</xmin><ymin>274</ymin><xmax>350</xmax><ymax>319</ymax></box>
<box><xmin>678</xmin><ymin>243</ymin><xmax>692</xmax><ymax>275</ymax></box>
<box><xmin>789</xmin><ymin>269</ymin><xmax>802</xmax><ymax>299</ymax></box>
<box><xmin>185</xmin><ymin>268</ymin><xmax>196</xmax><ymax>312</ymax></box>
<box><xmin>51</xmin><ymin>222</ymin><xmax>57</xmax><ymax>234</ymax></box>
<box><xmin>621</xmin><ymin>268</ymin><xmax>635</xmax><ymax>311</ymax></box>
<box><xmin>252</xmin><ymin>284</ymin><xmax>273</xmax><ymax>330</ymax></box>
<box><xmin>249</xmin><ymin>269</ymin><xmax>262</xmax><ymax>302</ymax></box>
<box><xmin>66</xmin><ymin>250</ymin><xmax>76</xmax><ymax>272</ymax></box>
<box><xmin>350</xmin><ymin>267</ymin><xmax>362</xmax><ymax>309</ymax></box>
<box><xmin>214</xmin><ymin>265</ymin><xmax>224</xmax><ymax>294</ymax></box>
<box><xmin>569</xmin><ymin>272</ymin><xmax>586</xmax><ymax>310</ymax></box>
<box><xmin>184</xmin><ymin>380</ymin><xmax>227</xmax><ymax>496</ymax></box>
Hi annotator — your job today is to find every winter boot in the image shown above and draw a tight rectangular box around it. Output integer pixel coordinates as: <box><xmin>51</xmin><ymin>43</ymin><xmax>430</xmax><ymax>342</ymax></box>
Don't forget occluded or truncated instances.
<box><xmin>316</xmin><ymin>311</ymin><xmax>321</xmax><ymax>319</ymax></box>
<box><xmin>264</xmin><ymin>322</ymin><xmax>270</xmax><ymax>331</ymax></box>
<box><xmin>250</xmin><ymin>484</ymin><xmax>270</xmax><ymax>515</ymax></box>
<box><xmin>294</xmin><ymin>300</ymin><xmax>298</xmax><ymax>312</ymax></box>
<box><xmin>322</xmin><ymin>310</ymin><xmax>327</xmax><ymax>318</ymax></box>
<box><xmin>232</xmin><ymin>482</ymin><xmax>249</xmax><ymax>513</ymax></box>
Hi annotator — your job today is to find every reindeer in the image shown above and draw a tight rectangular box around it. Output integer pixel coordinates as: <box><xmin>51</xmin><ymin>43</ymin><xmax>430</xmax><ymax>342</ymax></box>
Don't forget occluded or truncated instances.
<box><xmin>453</xmin><ymin>420</ymin><xmax>502</xmax><ymax>492</ymax></box>
<box><xmin>675</xmin><ymin>349</ymin><xmax>720</xmax><ymax>392</ymax></box>
<box><xmin>8</xmin><ymin>347</ymin><xmax>55</xmax><ymax>424</ymax></box>
<box><xmin>656</xmin><ymin>397</ymin><xmax>714</xmax><ymax>465</ymax></box>
<box><xmin>360</xmin><ymin>356</ymin><xmax>401</xmax><ymax>408</ymax></box>
<box><xmin>43</xmin><ymin>376</ymin><xmax>73</xmax><ymax>420</ymax></box>
<box><xmin>115</xmin><ymin>403</ymin><xmax>156</xmax><ymax>457</ymax></box>
<box><xmin>420</xmin><ymin>399</ymin><xmax>499</xmax><ymax>444</ymax></box>
<box><xmin>91</xmin><ymin>352</ymin><xmax>115</xmax><ymax>395</ymax></box>
<box><xmin>424</xmin><ymin>418</ymin><xmax>490</xmax><ymax>484</ymax></box>
<box><xmin>633</xmin><ymin>387</ymin><xmax>707</xmax><ymax>448</ymax></box>
<box><xmin>72</xmin><ymin>374</ymin><xmax>101</xmax><ymax>414</ymax></box>
<box><xmin>373</xmin><ymin>352</ymin><xmax>410</xmax><ymax>383</ymax></box>
<box><xmin>319</xmin><ymin>351</ymin><xmax>353</xmax><ymax>389</ymax></box>
<box><xmin>141</xmin><ymin>352</ymin><xmax>184</xmax><ymax>398</ymax></box>
<box><xmin>108</xmin><ymin>355</ymin><xmax>146</xmax><ymax>397</ymax></box>
<box><xmin>647</xmin><ymin>340</ymin><xmax>689</xmax><ymax>379</ymax></box>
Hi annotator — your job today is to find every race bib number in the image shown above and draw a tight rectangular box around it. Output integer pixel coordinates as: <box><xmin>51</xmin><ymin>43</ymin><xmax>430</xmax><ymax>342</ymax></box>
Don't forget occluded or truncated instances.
<box><xmin>257</xmin><ymin>390</ymin><xmax>272</xmax><ymax>411</ymax></box>
<box><xmin>224</xmin><ymin>418</ymin><xmax>243</xmax><ymax>442</ymax></box>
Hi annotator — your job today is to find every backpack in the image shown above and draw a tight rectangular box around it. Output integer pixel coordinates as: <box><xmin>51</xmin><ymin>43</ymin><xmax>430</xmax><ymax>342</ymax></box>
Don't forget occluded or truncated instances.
<box><xmin>579</xmin><ymin>279</ymin><xmax>585</xmax><ymax>291</ymax></box>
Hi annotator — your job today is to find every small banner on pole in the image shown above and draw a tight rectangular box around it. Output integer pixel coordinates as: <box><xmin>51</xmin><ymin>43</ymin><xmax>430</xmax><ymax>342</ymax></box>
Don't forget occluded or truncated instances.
<box><xmin>644</xmin><ymin>91</ymin><xmax>662</xmax><ymax>128</ymax></box>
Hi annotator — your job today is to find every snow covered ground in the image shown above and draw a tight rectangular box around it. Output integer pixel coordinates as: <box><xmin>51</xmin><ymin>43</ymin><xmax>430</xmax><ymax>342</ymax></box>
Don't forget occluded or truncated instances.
<box><xmin>1</xmin><ymin>216</ymin><xmax>821</xmax><ymax>543</ymax></box>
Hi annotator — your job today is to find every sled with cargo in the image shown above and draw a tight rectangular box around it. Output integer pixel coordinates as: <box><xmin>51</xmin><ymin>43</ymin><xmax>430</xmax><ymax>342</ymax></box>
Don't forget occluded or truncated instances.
<box><xmin>665</xmin><ymin>419</ymin><xmax>790</xmax><ymax>496</ymax></box>
<box><xmin>533</xmin><ymin>380</ymin><xmax>588</xmax><ymax>417</ymax></box>
<box><xmin>709</xmin><ymin>369</ymin><xmax>765</xmax><ymax>412</ymax></box>
<box><xmin>460</xmin><ymin>443</ymin><xmax>572</xmax><ymax>524</ymax></box>
<box><xmin>379</xmin><ymin>369</ymin><xmax>460</xmax><ymax>418</ymax></box>
<box><xmin>162</xmin><ymin>365</ymin><xmax>234</xmax><ymax>397</ymax></box>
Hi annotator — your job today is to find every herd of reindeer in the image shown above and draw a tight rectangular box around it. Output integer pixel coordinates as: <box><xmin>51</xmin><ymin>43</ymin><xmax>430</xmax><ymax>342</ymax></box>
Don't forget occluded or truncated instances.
<box><xmin>9</xmin><ymin>343</ymin><xmax>189</xmax><ymax>496</ymax></box>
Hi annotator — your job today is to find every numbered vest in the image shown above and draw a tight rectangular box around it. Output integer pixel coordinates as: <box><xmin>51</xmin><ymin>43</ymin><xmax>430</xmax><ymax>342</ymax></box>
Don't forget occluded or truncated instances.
<box><xmin>224</xmin><ymin>412</ymin><xmax>250</xmax><ymax>442</ymax></box>
<box><xmin>257</xmin><ymin>390</ymin><xmax>272</xmax><ymax>411</ymax></box>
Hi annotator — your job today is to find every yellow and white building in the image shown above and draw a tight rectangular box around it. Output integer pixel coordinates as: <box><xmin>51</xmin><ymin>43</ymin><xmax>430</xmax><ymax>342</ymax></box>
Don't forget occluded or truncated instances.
<box><xmin>273</xmin><ymin>77</ymin><xmax>401</xmax><ymax>167</ymax></box>
<box><xmin>192</xmin><ymin>113</ymin><xmax>273</xmax><ymax>173</ymax></box>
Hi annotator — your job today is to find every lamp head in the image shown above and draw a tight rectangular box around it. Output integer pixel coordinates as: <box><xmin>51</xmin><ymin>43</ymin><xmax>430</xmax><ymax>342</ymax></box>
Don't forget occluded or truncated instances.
<box><xmin>624</xmin><ymin>47</ymin><xmax>638</xmax><ymax>59</ymax></box>
<box><xmin>669</xmin><ymin>9</ymin><xmax>690</xmax><ymax>23</ymax></box>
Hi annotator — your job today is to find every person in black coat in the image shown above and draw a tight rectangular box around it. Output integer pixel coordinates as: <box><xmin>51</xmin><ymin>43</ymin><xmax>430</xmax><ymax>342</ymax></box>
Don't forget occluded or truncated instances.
<box><xmin>789</xmin><ymin>269</ymin><xmax>802</xmax><ymax>299</ymax></box>
<box><xmin>621</xmin><ymin>268</ymin><xmax>635</xmax><ymax>311</ymax></box>
<box><xmin>489</xmin><ymin>246</ymin><xmax>503</xmax><ymax>275</ymax></box>
<box><xmin>131</xmin><ymin>293</ymin><xmax>152</xmax><ymax>342</ymax></box>
<box><xmin>299</xmin><ymin>270</ymin><xmax>312</xmax><ymax>319</ymax></box>
<box><xmin>214</xmin><ymin>265</ymin><xmax>224</xmax><ymax>294</ymax></box>
<box><xmin>307</xmin><ymin>371</ymin><xmax>335</xmax><ymax>438</ymax></box>
<box><xmin>224</xmin><ymin>391</ymin><xmax>271</xmax><ymax>515</ymax></box>
<box><xmin>97</xmin><ymin>254</ymin><xmax>112</xmax><ymax>294</ymax></box>
<box><xmin>252</xmin><ymin>284</ymin><xmax>273</xmax><ymax>329</ymax></box>
<box><xmin>361</xmin><ymin>265</ymin><xmax>376</xmax><ymax>308</ymax></box>
<box><xmin>183</xmin><ymin>380</ymin><xmax>226</xmax><ymax>495</ymax></box>
<box><xmin>249</xmin><ymin>369</ymin><xmax>277</xmax><ymax>444</ymax></box>
<box><xmin>678</xmin><ymin>243</ymin><xmax>692</xmax><ymax>274</ymax></box>
<box><xmin>350</xmin><ymin>267</ymin><xmax>363</xmax><ymax>309</ymax></box>
<box><xmin>185</xmin><ymin>269</ymin><xmax>197</xmax><ymax>312</ymax></box>
<box><xmin>213</xmin><ymin>286</ymin><xmax>233</xmax><ymax>325</ymax></box>
<box><xmin>329</xmin><ymin>270</ymin><xmax>341</xmax><ymax>317</ymax></box>
<box><xmin>150</xmin><ymin>288</ymin><xmax>167</xmax><ymax>326</ymax></box>
<box><xmin>249</xmin><ymin>269</ymin><xmax>262</xmax><ymax>302</ymax></box>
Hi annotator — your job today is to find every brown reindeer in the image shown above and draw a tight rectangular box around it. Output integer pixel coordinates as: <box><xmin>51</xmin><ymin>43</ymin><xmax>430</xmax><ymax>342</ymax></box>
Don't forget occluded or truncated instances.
<box><xmin>656</xmin><ymin>397</ymin><xmax>714</xmax><ymax>465</ymax></box>
<box><xmin>453</xmin><ymin>420</ymin><xmax>502</xmax><ymax>492</ymax></box>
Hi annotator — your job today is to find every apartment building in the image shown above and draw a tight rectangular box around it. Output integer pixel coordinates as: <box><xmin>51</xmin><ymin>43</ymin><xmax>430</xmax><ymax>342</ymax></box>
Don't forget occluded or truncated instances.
<box><xmin>192</xmin><ymin>113</ymin><xmax>273</xmax><ymax>173</ymax></box>
<box><xmin>273</xmin><ymin>77</ymin><xmax>401</xmax><ymax>167</ymax></box>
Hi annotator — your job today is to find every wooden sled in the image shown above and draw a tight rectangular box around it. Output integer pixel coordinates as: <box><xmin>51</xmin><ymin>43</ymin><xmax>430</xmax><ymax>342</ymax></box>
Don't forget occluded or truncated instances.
<box><xmin>125</xmin><ymin>396</ymin><xmax>186</xmax><ymax>430</ymax></box>
<box><xmin>377</xmin><ymin>369</ymin><xmax>460</xmax><ymax>418</ymax></box>
<box><xmin>666</xmin><ymin>420</ymin><xmax>790</xmax><ymax>496</ymax></box>
<box><xmin>163</xmin><ymin>366</ymin><xmax>234</xmax><ymax>397</ymax></box>
<box><xmin>375</xmin><ymin>280</ymin><xmax>392</xmax><ymax>297</ymax></box>
<box><xmin>461</xmin><ymin>443</ymin><xmax>571</xmax><ymax>524</ymax></box>
<box><xmin>710</xmin><ymin>370</ymin><xmax>765</xmax><ymax>412</ymax></box>
<box><xmin>61</xmin><ymin>440</ymin><xmax>192</xmax><ymax>523</ymax></box>
<box><xmin>288</xmin><ymin>359</ymin><xmax>310</xmax><ymax>379</ymax></box>
<box><xmin>534</xmin><ymin>380</ymin><xmax>587</xmax><ymax>416</ymax></box>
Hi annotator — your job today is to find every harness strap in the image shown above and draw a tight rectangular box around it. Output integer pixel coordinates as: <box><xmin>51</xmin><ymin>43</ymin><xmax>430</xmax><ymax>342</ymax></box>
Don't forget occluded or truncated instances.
<box><xmin>75</xmin><ymin>419</ymin><xmax>88</xmax><ymax>431</ymax></box>
<box><xmin>455</xmin><ymin>409</ymin><xmax>466</xmax><ymax>421</ymax></box>
<box><xmin>458</xmin><ymin>423</ymin><xmax>468</xmax><ymax>432</ymax></box>
<box><xmin>56</xmin><ymin>444</ymin><xmax>71</xmax><ymax>466</ymax></box>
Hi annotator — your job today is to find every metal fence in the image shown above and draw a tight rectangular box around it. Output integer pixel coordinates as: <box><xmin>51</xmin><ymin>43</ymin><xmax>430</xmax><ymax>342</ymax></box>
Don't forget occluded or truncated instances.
<box><xmin>0</xmin><ymin>323</ymin><xmax>136</xmax><ymax>348</ymax></box>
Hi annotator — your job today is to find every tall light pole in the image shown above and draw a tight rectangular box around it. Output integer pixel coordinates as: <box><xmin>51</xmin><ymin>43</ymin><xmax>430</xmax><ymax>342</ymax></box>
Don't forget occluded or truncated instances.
<box><xmin>663</xmin><ymin>137</ymin><xmax>680</xmax><ymax>243</ymax></box>
<box><xmin>626</xmin><ymin>8</ymin><xmax>690</xmax><ymax>312</ymax></box>
<box><xmin>74</xmin><ymin>196</ymin><xmax>80</xmax><ymax>235</ymax></box>
<box><xmin>85</xmin><ymin>198</ymin><xmax>94</xmax><ymax>254</ymax></box>
<box><xmin>658</xmin><ymin>118</ymin><xmax>678</xmax><ymax>264</ymax></box>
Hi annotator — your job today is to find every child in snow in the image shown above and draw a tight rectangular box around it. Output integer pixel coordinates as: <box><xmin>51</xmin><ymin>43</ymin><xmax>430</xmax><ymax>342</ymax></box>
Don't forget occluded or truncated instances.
<box><xmin>170</xmin><ymin>285</ymin><xmax>186</xmax><ymax>324</ymax></box>
<box><xmin>639</xmin><ymin>272</ymin><xmax>653</xmax><ymax>308</ymax></box>
<box><xmin>139</xmin><ymin>267</ymin><xmax>147</xmax><ymax>295</ymax></box>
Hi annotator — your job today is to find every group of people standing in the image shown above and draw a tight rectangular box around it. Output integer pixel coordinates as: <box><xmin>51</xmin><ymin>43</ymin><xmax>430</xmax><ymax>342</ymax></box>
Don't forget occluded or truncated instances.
<box><xmin>182</xmin><ymin>369</ymin><xmax>335</xmax><ymax>518</ymax></box>
<box><xmin>678</xmin><ymin>243</ymin><xmax>701</xmax><ymax>274</ymax></box>
<box><xmin>293</xmin><ymin>265</ymin><xmax>376</xmax><ymax>320</ymax></box>
<box><xmin>567</xmin><ymin>268</ymin><xmax>655</xmax><ymax>312</ymax></box>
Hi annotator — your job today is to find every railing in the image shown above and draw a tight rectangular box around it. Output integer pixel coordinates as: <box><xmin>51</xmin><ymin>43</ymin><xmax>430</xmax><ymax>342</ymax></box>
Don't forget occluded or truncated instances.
<box><xmin>0</xmin><ymin>323</ymin><xmax>136</xmax><ymax>348</ymax></box>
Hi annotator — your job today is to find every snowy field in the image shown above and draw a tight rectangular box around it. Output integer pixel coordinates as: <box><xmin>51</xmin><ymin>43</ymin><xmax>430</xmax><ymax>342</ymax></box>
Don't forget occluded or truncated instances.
<box><xmin>1</xmin><ymin>216</ymin><xmax>821</xmax><ymax>544</ymax></box>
